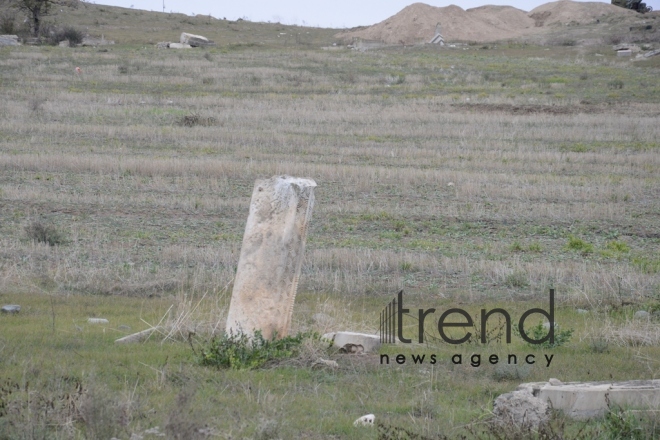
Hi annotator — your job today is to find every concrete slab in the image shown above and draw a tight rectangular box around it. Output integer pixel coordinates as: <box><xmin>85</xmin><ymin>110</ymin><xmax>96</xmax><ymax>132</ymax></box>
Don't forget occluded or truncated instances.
<box><xmin>517</xmin><ymin>379</ymin><xmax>660</xmax><ymax>419</ymax></box>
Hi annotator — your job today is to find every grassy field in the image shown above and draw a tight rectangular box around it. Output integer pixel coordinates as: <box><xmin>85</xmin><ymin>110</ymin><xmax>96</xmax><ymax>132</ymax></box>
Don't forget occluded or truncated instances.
<box><xmin>0</xmin><ymin>6</ymin><xmax>659</xmax><ymax>438</ymax></box>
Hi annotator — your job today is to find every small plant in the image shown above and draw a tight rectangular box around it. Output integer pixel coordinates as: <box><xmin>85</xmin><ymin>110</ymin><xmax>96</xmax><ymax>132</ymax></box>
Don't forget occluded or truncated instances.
<box><xmin>510</xmin><ymin>241</ymin><xmax>524</xmax><ymax>252</ymax></box>
<box><xmin>203</xmin><ymin>52</ymin><xmax>213</xmax><ymax>61</ymax></box>
<box><xmin>504</xmin><ymin>271</ymin><xmax>529</xmax><ymax>288</ymax></box>
<box><xmin>179</xmin><ymin>113</ymin><xmax>217</xmax><ymax>127</ymax></box>
<box><xmin>565</xmin><ymin>235</ymin><xmax>593</xmax><ymax>255</ymax></box>
<box><xmin>606</xmin><ymin>240</ymin><xmax>630</xmax><ymax>253</ymax></box>
<box><xmin>579</xmin><ymin>73</ymin><xmax>589</xmax><ymax>80</ymax></box>
<box><xmin>516</xmin><ymin>321</ymin><xmax>573</xmax><ymax>349</ymax></box>
<box><xmin>608</xmin><ymin>79</ymin><xmax>624</xmax><ymax>90</ymax></box>
<box><xmin>25</xmin><ymin>221</ymin><xmax>65</xmax><ymax>246</ymax></box>
<box><xmin>197</xmin><ymin>329</ymin><xmax>319</xmax><ymax>370</ymax></box>
<box><xmin>491</xmin><ymin>364</ymin><xmax>531</xmax><ymax>382</ymax></box>
<box><xmin>589</xmin><ymin>337</ymin><xmax>609</xmax><ymax>354</ymax></box>
<box><xmin>201</xmin><ymin>77</ymin><xmax>215</xmax><ymax>85</ymax></box>
<box><xmin>118</xmin><ymin>65</ymin><xmax>129</xmax><ymax>74</ymax></box>
<box><xmin>59</xmin><ymin>27</ymin><xmax>84</xmax><ymax>45</ymax></box>
<box><xmin>600</xmin><ymin>400</ymin><xmax>655</xmax><ymax>440</ymax></box>
<box><xmin>528</xmin><ymin>242</ymin><xmax>542</xmax><ymax>253</ymax></box>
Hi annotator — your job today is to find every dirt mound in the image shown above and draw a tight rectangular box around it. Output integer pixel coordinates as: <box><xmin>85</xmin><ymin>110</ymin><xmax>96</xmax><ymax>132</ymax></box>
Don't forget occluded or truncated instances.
<box><xmin>335</xmin><ymin>1</ymin><xmax>639</xmax><ymax>45</ymax></box>
<box><xmin>529</xmin><ymin>1</ymin><xmax>637</xmax><ymax>26</ymax></box>
<box><xmin>337</xmin><ymin>2</ymin><xmax>533</xmax><ymax>44</ymax></box>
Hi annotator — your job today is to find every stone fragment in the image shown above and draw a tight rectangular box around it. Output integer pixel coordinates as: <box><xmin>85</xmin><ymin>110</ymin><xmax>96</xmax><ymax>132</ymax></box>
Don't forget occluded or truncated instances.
<box><xmin>353</xmin><ymin>414</ymin><xmax>375</xmax><ymax>427</ymax></box>
<box><xmin>492</xmin><ymin>388</ymin><xmax>549</xmax><ymax>429</ymax></box>
<box><xmin>634</xmin><ymin>310</ymin><xmax>650</xmax><ymax>320</ymax></box>
<box><xmin>88</xmin><ymin>318</ymin><xmax>109</xmax><ymax>324</ymax></box>
<box><xmin>180</xmin><ymin>32</ymin><xmax>215</xmax><ymax>47</ymax></box>
<box><xmin>516</xmin><ymin>379</ymin><xmax>660</xmax><ymax>420</ymax></box>
<box><xmin>326</xmin><ymin>331</ymin><xmax>381</xmax><ymax>353</ymax></box>
<box><xmin>576</xmin><ymin>309</ymin><xmax>588</xmax><ymax>314</ymax></box>
<box><xmin>1</xmin><ymin>305</ymin><xmax>21</xmax><ymax>314</ymax></box>
<box><xmin>0</xmin><ymin>35</ymin><xmax>20</xmax><ymax>46</ymax></box>
<box><xmin>169</xmin><ymin>43</ymin><xmax>191</xmax><ymax>49</ymax></box>
<box><xmin>225</xmin><ymin>176</ymin><xmax>316</xmax><ymax>340</ymax></box>
<box><xmin>312</xmin><ymin>358</ymin><xmax>339</xmax><ymax>369</ymax></box>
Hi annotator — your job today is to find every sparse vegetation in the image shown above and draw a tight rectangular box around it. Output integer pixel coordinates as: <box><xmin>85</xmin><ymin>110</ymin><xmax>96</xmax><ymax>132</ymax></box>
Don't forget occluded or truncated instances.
<box><xmin>0</xmin><ymin>5</ymin><xmax>658</xmax><ymax>437</ymax></box>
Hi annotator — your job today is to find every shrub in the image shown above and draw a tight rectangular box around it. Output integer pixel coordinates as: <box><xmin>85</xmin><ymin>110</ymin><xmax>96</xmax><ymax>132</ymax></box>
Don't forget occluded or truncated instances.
<box><xmin>0</xmin><ymin>12</ymin><xmax>16</xmax><ymax>34</ymax></box>
<box><xmin>608</xmin><ymin>79</ymin><xmax>624</xmax><ymax>90</ymax></box>
<box><xmin>198</xmin><ymin>329</ymin><xmax>319</xmax><ymax>370</ymax></box>
<box><xmin>516</xmin><ymin>321</ymin><xmax>573</xmax><ymax>349</ymax></box>
<box><xmin>179</xmin><ymin>113</ymin><xmax>217</xmax><ymax>127</ymax></box>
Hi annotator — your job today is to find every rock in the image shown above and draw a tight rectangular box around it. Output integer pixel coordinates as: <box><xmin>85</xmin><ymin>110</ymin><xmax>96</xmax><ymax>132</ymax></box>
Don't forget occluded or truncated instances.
<box><xmin>180</xmin><ymin>32</ymin><xmax>215</xmax><ymax>47</ymax></box>
<box><xmin>634</xmin><ymin>310</ymin><xmax>650</xmax><ymax>320</ymax></box>
<box><xmin>58</xmin><ymin>40</ymin><xmax>69</xmax><ymax>47</ymax></box>
<box><xmin>642</xmin><ymin>48</ymin><xmax>660</xmax><ymax>58</ymax></box>
<box><xmin>168</xmin><ymin>43</ymin><xmax>192</xmax><ymax>49</ymax></box>
<box><xmin>115</xmin><ymin>327</ymin><xmax>161</xmax><ymax>344</ymax></box>
<box><xmin>311</xmin><ymin>358</ymin><xmax>339</xmax><ymax>369</ymax></box>
<box><xmin>1</xmin><ymin>305</ymin><xmax>21</xmax><ymax>314</ymax></box>
<box><xmin>0</xmin><ymin>35</ymin><xmax>20</xmax><ymax>46</ymax></box>
<box><xmin>548</xmin><ymin>378</ymin><xmax>562</xmax><ymax>386</ymax></box>
<box><xmin>88</xmin><ymin>318</ymin><xmax>109</xmax><ymax>324</ymax></box>
<box><xmin>156</xmin><ymin>41</ymin><xmax>170</xmax><ymax>48</ymax></box>
<box><xmin>613</xmin><ymin>43</ymin><xmax>641</xmax><ymax>53</ymax></box>
<box><xmin>492</xmin><ymin>389</ymin><xmax>549</xmax><ymax>429</ymax></box>
<box><xmin>576</xmin><ymin>309</ymin><xmax>588</xmax><ymax>314</ymax></box>
<box><xmin>617</xmin><ymin>49</ymin><xmax>632</xmax><ymax>57</ymax></box>
<box><xmin>353</xmin><ymin>414</ymin><xmax>375</xmax><ymax>427</ymax></box>
<box><xmin>225</xmin><ymin>176</ymin><xmax>316</xmax><ymax>341</ymax></box>
<box><xmin>326</xmin><ymin>331</ymin><xmax>381</xmax><ymax>353</ymax></box>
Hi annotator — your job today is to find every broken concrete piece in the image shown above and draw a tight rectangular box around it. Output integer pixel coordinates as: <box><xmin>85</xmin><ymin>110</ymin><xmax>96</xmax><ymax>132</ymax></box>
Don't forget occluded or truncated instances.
<box><xmin>88</xmin><ymin>318</ymin><xmax>109</xmax><ymax>324</ymax></box>
<box><xmin>225</xmin><ymin>176</ymin><xmax>316</xmax><ymax>340</ymax></box>
<box><xmin>353</xmin><ymin>414</ymin><xmax>375</xmax><ymax>427</ymax></box>
<box><xmin>326</xmin><ymin>331</ymin><xmax>381</xmax><ymax>353</ymax></box>
<box><xmin>517</xmin><ymin>379</ymin><xmax>660</xmax><ymax>420</ymax></box>
<box><xmin>180</xmin><ymin>32</ymin><xmax>215</xmax><ymax>47</ymax></box>
<box><xmin>0</xmin><ymin>35</ymin><xmax>20</xmax><ymax>46</ymax></box>
<box><xmin>1</xmin><ymin>305</ymin><xmax>21</xmax><ymax>314</ymax></box>
<box><xmin>169</xmin><ymin>43</ymin><xmax>192</xmax><ymax>49</ymax></box>
<box><xmin>115</xmin><ymin>327</ymin><xmax>161</xmax><ymax>344</ymax></box>
<box><xmin>493</xmin><ymin>388</ymin><xmax>549</xmax><ymax>429</ymax></box>
<box><xmin>617</xmin><ymin>49</ymin><xmax>632</xmax><ymax>57</ymax></box>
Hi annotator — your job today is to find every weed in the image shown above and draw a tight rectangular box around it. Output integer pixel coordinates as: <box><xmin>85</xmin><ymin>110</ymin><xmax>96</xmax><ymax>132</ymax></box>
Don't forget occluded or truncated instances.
<box><xmin>515</xmin><ymin>321</ymin><xmax>573</xmax><ymax>349</ymax></box>
<box><xmin>203</xmin><ymin>52</ymin><xmax>212</xmax><ymax>62</ymax></box>
<box><xmin>608</xmin><ymin>79</ymin><xmax>624</xmax><ymax>90</ymax></box>
<box><xmin>528</xmin><ymin>242</ymin><xmax>542</xmax><ymax>253</ymax></box>
<box><xmin>197</xmin><ymin>329</ymin><xmax>319</xmax><ymax>370</ymax></box>
<box><xmin>25</xmin><ymin>221</ymin><xmax>65</xmax><ymax>246</ymax></box>
<box><xmin>510</xmin><ymin>241</ymin><xmax>524</xmax><ymax>252</ymax></box>
<box><xmin>118</xmin><ymin>65</ymin><xmax>129</xmax><ymax>74</ymax></box>
<box><xmin>589</xmin><ymin>337</ymin><xmax>609</xmax><ymax>354</ymax></box>
<box><xmin>504</xmin><ymin>271</ymin><xmax>529</xmax><ymax>288</ymax></box>
<box><xmin>179</xmin><ymin>113</ymin><xmax>217</xmax><ymax>127</ymax></box>
<box><xmin>491</xmin><ymin>364</ymin><xmax>531</xmax><ymax>381</ymax></box>
<box><xmin>565</xmin><ymin>235</ymin><xmax>593</xmax><ymax>255</ymax></box>
<box><xmin>631</xmin><ymin>257</ymin><xmax>660</xmax><ymax>274</ymax></box>
<box><xmin>201</xmin><ymin>77</ymin><xmax>215</xmax><ymax>85</ymax></box>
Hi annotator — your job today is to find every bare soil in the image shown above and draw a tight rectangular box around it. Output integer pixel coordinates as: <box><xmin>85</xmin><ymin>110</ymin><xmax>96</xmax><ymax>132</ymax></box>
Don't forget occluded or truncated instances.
<box><xmin>335</xmin><ymin>0</ymin><xmax>644</xmax><ymax>44</ymax></box>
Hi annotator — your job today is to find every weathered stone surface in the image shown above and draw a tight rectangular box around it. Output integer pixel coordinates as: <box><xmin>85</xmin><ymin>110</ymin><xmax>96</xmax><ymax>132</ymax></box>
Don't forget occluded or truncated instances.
<box><xmin>492</xmin><ymin>388</ymin><xmax>549</xmax><ymax>429</ymax></box>
<box><xmin>225</xmin><ymin>175</ymin><xmax>316</xmax><ymax>340</ymax></box>
<box><xmin>517</xmin><ymin>379</ymin><xmax>660</xmax><ymax>420</ymax></box>
<box><xmin>88</xmin><ymin>318</ymin><xmax>109</xmax><ymax>324</ymax></box>
<box><xmin>326</xmin><ymin>331</ymin><xmax>381</xmax><ymax>353</ymax></box>
<box><xmin>168</xmin><ymin>43</ymin><xmax>192</xmax><ymax>49</ymax></box>
<box><xmin>0</xmin><ymin>35</ymin><xmax>20</xmax><ymax>46</ymax></box>
<box><xmin>353</xmin><ymin>414</ymin><xmax>375</xmax><ymax>427</ymax></box>
<box><xmin>634</xmin><ymin>310</ymin><xmax>650</xmax><ymax>320</ymax></box>
<box><xmin>1</xmin><ymin>305</ymin><xmax>21</xmax><ymax>314</ymax></box>
<box><xmin>642</xmin><ymin>48</ymin><xmax>660</xmax><ymax>58</ymax></box>
<box><xmin>180</xmin><ymin>32</ymin><xmax>215</xmax><ymax>47</ymax></box>
<box><xmin>156</xmin><ymin>41</ymin><xmax>170</xmax><ymax>48</ymax></box>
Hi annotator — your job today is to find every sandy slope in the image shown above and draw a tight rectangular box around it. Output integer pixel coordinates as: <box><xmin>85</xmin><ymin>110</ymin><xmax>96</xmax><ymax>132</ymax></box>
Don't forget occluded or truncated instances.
<box><xmin>336</xmin><ymin>0</ymin><xmax>638</xmax><ymax>44</ymax></box>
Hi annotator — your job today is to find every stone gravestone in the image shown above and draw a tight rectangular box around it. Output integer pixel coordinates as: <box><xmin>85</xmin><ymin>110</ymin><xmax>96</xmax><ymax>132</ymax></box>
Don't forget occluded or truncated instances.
<box><xmin>225</xmin><ymin>175</ymin><xmax>316</xmax><ymax>340</ymax></box>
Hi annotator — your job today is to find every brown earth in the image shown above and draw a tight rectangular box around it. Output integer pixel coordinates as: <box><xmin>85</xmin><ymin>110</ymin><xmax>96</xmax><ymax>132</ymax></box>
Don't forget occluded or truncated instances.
<box><xmin>335</xmin><ymin>0</ymin><xmax>641</xmax><ymax>44</ymax></box>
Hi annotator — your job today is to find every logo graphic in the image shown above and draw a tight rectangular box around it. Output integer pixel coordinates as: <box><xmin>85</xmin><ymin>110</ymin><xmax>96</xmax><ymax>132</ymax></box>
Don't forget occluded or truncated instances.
<box><xmin>380</xmin><ymin>289</ymin><xmax>556</xmax><ymax>345</ymax></box>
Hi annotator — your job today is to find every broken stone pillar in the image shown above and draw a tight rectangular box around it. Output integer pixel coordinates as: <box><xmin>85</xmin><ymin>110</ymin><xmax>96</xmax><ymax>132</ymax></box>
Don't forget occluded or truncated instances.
<box><xmin>225</xmin><ymin>175</ymin><xmax>316</xmax><ymax>340</ymax></box>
